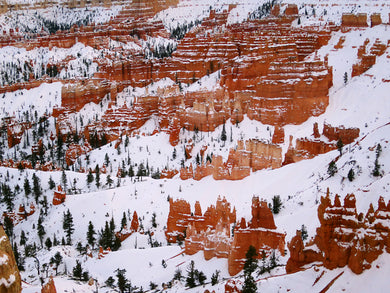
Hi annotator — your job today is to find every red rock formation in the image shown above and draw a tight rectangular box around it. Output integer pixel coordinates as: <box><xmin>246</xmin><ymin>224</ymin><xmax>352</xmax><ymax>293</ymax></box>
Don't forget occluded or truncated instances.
<box><xmin>284</xmin><ymin>4</ymin><xmax>298</xmax><ymax>16</ymax></box>
<box><xmin>286</xmin><ymin>192</ymin><xmax>390</xmax><ymax>274</ymax></box>
<box><xmin>224</xmin><ymin>279</ymin><xmax>242</xmax><ymax>293</ymax></box>
<box><xmin>65</xmin><ymin>142</ymin><xmax>91</xmax><ymax>166</ymax></box>
<box><xmin>272</xmin><ymin>126</ymin><xmax>285</xmax><ymax>144</ymax></box>
<box><xmin>322</xmin><ymin>123</ymin><xmax>360</xmax><ymax>144</ymax></box>
<box><xmin>0</xmin><ymin>225</ymin><xmax>22</xmax><ymax>293</ymax></box>
<box><xmin>130</xmin><ymin>211</ymin><xmax>139</xmax><ymax>233</ymax></box>
<box><xmin>228</xmin><ymin>197</ymin><xmax>285</xmax><ymax>275</ymax></box>
<box><xmin>160</xmin><ymin>168</ymin><xmax>178</xmax><ymax>179</ymax></box>
<box><xmin>370</xmin><ymin>13</ymin><xmax>382</xmax><ymax>27</ymax></box>
<box><xmin>341</xmin><ymin>13</ymin><xmax>368</xmax><ymax>27</ymax></box>
<box><xmin>53</xmin><ymin>186</ymin><xmax>66</xmax><ymax>206</ymax></box>
<box><xmin>41</xmin><ymin>277</ymin><xmax>57</xmax><ymax>293</ymax></box>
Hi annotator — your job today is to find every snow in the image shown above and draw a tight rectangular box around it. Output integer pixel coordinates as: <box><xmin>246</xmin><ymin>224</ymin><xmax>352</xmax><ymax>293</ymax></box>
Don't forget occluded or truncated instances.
<box><xmin>0</xmin><ymin>0</ymin><xmax>388</xmax><ymax>292</ymax></box>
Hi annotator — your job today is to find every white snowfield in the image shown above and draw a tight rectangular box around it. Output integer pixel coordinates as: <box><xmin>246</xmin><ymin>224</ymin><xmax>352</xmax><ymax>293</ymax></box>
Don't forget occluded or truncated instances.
<box><xmin>0</xmin><ymin>0</ymin><xmax>388</xmax><ymax>292</ymax></box>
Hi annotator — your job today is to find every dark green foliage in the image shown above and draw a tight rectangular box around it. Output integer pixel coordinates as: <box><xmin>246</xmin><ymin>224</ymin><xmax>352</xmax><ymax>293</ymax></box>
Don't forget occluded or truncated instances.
<box><xmin>300</xmin><ymin>224</ymin><xmax>308</xmax><ymax>241</ymax></box>
<box><xmin>151</xmin><ymin>212</ymin><xmax>157</xmax><ymax>228</ymax></box>
<box><xmin>150</xmin><ymin>282</ymin><xmax>157</xmax><ymax>290</ymax></box>
<box><xmin>13</xmin><ymin>243</ymin><xmax>24</xmax><ymax>271</ymax></box>
<box><xmin>87</xmin><ymin>170</ymin><xmax>94</xmax><ymax>187</ymax></box>
<box><xmin>242</xmin><ymin>245</ymin><xmax>258</xmax><ymax>293</ymax></box>
<box><xmin>45</xmin><ymin>237</ymin><xmax>52</xmax><ymax>250</ymax></box>
<box><xmin>348</xmin><ymin>168</ymin><xmax>355</xmax><ymax>182</ymax></box>
<box><xmin>344</xmin><ymin>72</ymin><xmax>348</xmax><ymax>84</ymax></box>
<box><xmin>270</xmin><ymin>195</ymin><xmax>282</xmax><ymax>214</ymax></box>
<box><xmin>32</xmin><ymin>173</ymin><xmax>42</xmax><ymax>203</ymax></box>
<box><xmin>116</xmin><ymin>268</ymin><xmax>128</xmax><ymax>293</ymax></box>
<box><xmin>99</xmin><ymin>219</ymin><xmax>121</xmax><ymax>251</ymax></box>
<box><xmin>327</xmin><ymin>161</ymin><xmax>337</xmax><ymax>177</ymax></box>
<box><xmin>221</xmin><ymin>123</ymin><xmax>227</xmax><ymax>143</ymax></box>
<box><xmin>249</xmin><ymin>0</ymin><xmax>276</xmax><ymax>19</ymax></box>
<box><xmin>37</xmin><ymin>216</ymin><xmax>46</xmax><ymax>246</ymax></box>
<box><xmin>20</xmin><ymin>230</ymin><xmax>27</xmax><ymax>246</ymax></box>
<box><xmin>105</xmin><ymin>276</ymin><xmax>115</xmax><ymax>288</ymax></box>
<box><xmin>173</xmin><ymin>268</ymin><xmax>182</xmax><ymax>281</ymax></box>
<box><xmin>121</xmin><ymin>212</ymin><xmax>127</xmax><ymax>231</ymax></box>
<box><xmin>185</xmin><ymin>261</ymin><xmax>196</xmax><ymax>288</ymax></box>
<box><xmin>106</xmin><ymin>175</ymin><xmax>113</xmax><ymax>187</ymax></box>
<box><xmin>211</xmin><ymin>270</ymin><xmax>220</xmax><ymax>285</ymax></box>
<box><xmin>72</xmin><ymin>260</ymin><xmax>83</xmax><ymax>280</ymax></box>
<box><xmin>1</xmin><ymin>183</ymin><xmax>14</xmax><ymax>211</ymax></box>
<box><xmin>50</xmin><ymin>252</ymin><xmax>62</xmax><ymax>275</ymax></box>
<box><xmin>87</xmin><ymin>221</ymin><xmax>96</xmax><ymax>248</ymax></box>
<box><xmin>62</xmin><ymin>209</ymin><xmax>74</xmax><ymax>245</ymax></box>
<box><xmin>337</xmin><ymin>139</ymin><xmax>343</xmax><ymax>156</ymax></box>
<box><xmin>373</xmin><ymin>143</ymin><xmax>382</xmax><ymax>177</ymax></box>
<box><xmin>95</xmin><ymin>165</ymin><xmax>100</xmax><ymax>188</ymax></box>
<box><xmin>24</xmin><ymin>178</ymin><xmax>31</xmax><ymax>197</ymax></box>
<box><xmin>3</xmin><ymin>215</ymin><xmax>14</xmax><ymax>242</ymax></box>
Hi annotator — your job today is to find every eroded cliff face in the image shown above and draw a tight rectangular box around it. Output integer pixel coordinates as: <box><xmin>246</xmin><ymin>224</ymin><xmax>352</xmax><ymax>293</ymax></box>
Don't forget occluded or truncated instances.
<box><xmin>166</xmin><ymin>197</ymin><xmax>285</xmax><ymax>276</ymax></box>
<box><xmin>0</xmin><ymin>226</ymin><xmax>22</xmax><ymax>293</ymax></box>
<box><xmin>286</xmin><ymin>190</ymin><xmax>390</xmax><ymax>274</ymax></box>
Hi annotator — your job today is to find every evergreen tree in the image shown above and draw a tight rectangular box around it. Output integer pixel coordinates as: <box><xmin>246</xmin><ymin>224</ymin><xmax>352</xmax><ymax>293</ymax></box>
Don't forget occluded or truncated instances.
<box><xmin>32</xmin><ymin>173</ymin><xmax>42</xmax><ymax>203</ymax></box>
<box><xmin>327</xmin><ymin>161</ymin><xmax>337</xmax><ymax>177</ymax></box>
<box><xmin>62</xmin><ymin>209</ymin><xmax>75</xmax><ymax>245</ymax></box>
<box><xmin>120</xmin><ymin>212</ymin><xmax>127</xmax><ymax>231</ymax></box>
<box><xmin>151</xmin><ymin>212</ymin><xmax>157</xmax><ymax>228</ymax></box>
<box><xmin>373</xmin><ymin>143</ymin><xmax>382</xmax><ymax>177</ymax></box>
<box><xmin>87</xmin><ymin>221</ymin><xmax>96</xmax><ymax>249</ymax></box>
<box><xmin>344</xmin><ymin>72</ymin><xmax>348</xmax><ymax>84</ymax></box>
<box><xmin>3</xmin><ymin>215</ymin><xmax>14</xmax><ymax>243</ymax></box>
<box><xmin>348</xmin><ymin>168</ymin><xmax>355</xmax><ymax>182</ymax></box>
<box><xmin>211</xmin><ymin>270</ymin><xmax>220</xmax><ymax>285</ymax></box>
<box><xmin>242</xmin><ymin>245</ymin><xmax>258</xmax><ymax>293</ymax></box>
<box><xmin>45</xmin><ymin>237</ymin><xmax>52</xmax><ymax>250</ymax></box>
<box><xmin>337</xmin><ymin>138</ymin><xmax>343</xmax><ymax>156</ymax></box>
<box><xmin>72</xmin><ymin>260</ymin><xmax>83</xmax><ymax>280</ymax></box>
<box><xmin>13</xmin><ymin>243</ymin><xmax>24</xmax><ymax>271</ymax></box>
<box><xmin>300</xmin><ymin>224</ymin><xmax>308</xmax><ymax>241</ymax></box>
<box><xmin>87</xmin><ymin>170</ymin><xmax>94</xmax><ymax>188</ymax></box>
<box><xmin>220</xmin><ymin>123</ymin><xmax>227</xmax><ymax>143</ymax></box>
<box><xmin>95</xmin><ymin>165</ymin><xmax>100</xmax><ymax>188</ymax></box>
<box><xmin>37</xmin><ymin>216</ymin><xmax>46</xmax><ymax>246</ymax></box>
<box><xmin>185</xmin><ymin>260</ymin><xmax>196</xmax><ymax>288</ymax></box>
<box><xmin>20</xmin><ymin>230</ymin><xmax>27</xmax><ymax>246</ymax></box>
<box><xmin>116</xmin><ymin>268</ymin><xmax>128</xmax><ymax>293</ymax></box>
<box><xmin>61</xmin><ymin>170</ymin><xmax>67</xmax><ymax>191</ymax></box>
<box><xmin>271</xmin><ymin>195</ymin><xmax>282</xmax><ymax>214</ymax></box>
<box><xmin>106</xmin><ymin>175</ymin><xmax>113</xmax><ymax>188</ymax></box>
<box><xmin>50</xmin><ymin>252</ymin><xmax>62</xmax><ymax>275</ymax></box>
<box><xmin>24</xmin><ymin>178</ymin><xmax>31</xmax><ymax>197</ymax></box>
<box><xmin>2</xmin><ymin>184</ymin><xmax>14</xmax><ymax>211</ymax></box>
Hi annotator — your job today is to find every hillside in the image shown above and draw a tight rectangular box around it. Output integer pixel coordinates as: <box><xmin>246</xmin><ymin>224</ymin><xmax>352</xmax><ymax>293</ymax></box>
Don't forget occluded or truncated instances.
<box><xmin>0</xmin><ymin>0</ymin><xmax>389</xmax><ymax>292</ymax></box>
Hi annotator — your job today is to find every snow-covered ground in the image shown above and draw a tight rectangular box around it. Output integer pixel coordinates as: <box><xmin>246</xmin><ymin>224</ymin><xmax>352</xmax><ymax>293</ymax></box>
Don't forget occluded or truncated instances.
<box><xmin>0</xmin><ymin>0</ymin><xmax>389</xmax><ymax>292</ymax></box>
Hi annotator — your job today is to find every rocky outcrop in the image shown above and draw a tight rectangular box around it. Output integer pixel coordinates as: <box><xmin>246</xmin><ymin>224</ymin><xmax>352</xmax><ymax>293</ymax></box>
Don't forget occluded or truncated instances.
<box><xmin>65</xmin><ymin>142</ymin><xmax>91</xmax><ymax>166</ymax></box>
<box><xmin>228</xmin><ymin>197</ymin><xmax>285</xmax><ymax>275</ymax></box>
<box><xmin>166</xmin><ymin>197</ymin><xmax>236</xmax><ymax>244</ymax></box>
<box><xmin>0</xmin><ymin>225</ymin><xmax>22</xmax><ymax>293</ymax></box>
<box><xmin>341</xmin><ymin>13</ymin><xmax>368</xmax><ymax>27</ymax></box>
<box><xmin>286</xmin><ymin>191</ymin><xmax>390</xmax><ymax>274</ymax></box>
<box><xmin>352</xmin><ymin>38</ymin><xmax>388</xmax><ymax>77</ymax></box>
<box><xmin>322</xmin><ymin>123</ymin><xmax>360</xmax><ymax>144</ymax></box>
<box><xmin>41</xmin><ymin>277</ymin><xmax>57</xmax><ymax>293</ymax></box>
<box><xmin>170</xmin><ymin>197</ymin><xmax>285</xmax><ymax>275</ymax></box>
<box><xmin>52</xmin><ymin>186</ymin><xmax>66</xmax><ymax>206</ymax></box>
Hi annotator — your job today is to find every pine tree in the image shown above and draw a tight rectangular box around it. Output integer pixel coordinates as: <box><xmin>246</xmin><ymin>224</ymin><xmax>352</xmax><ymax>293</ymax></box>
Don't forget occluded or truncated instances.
<box><xmin>48</xmin><ymin>176</ymin><xmax>56</xmax><ymax>190</ymax></box>
<box><xmin>220</xmin><ymin>122</ymin><xmax>227</xmax><ymax>143</ymax></box>
<box><xmin>271</xmin><ymin>195</ymin><xmax>282</xmax><ymax>214</ymax></box>
<box><xmin>20</xmin><ymin>230</ymin><xmax>27</xmax><ymax>246</ymax></box>
<box><xmin>151</xmin><ymin>212</ymin><xmax>157</xmax><ymax>228</ymax></box>
<box><xmin>120</xmin><ymin>212</ymin><xmax>127</xmax><ymax>231</ymax></box>
<box><xmin>87</xmin><ymin>221</ymin><xmax>96</xmax><ymax>249</ymax></box>
<box><xmin>344</xmin><ymin>72</ymin><xmax>348</xmax><ymax>84</ymax></box>
<box><xmin>116</xmin><ymin>268</ymin><xmax>128</xmax><ymax>293</ymax></box>
<box><xmin>327</xmin><ymin>161</ymin><xmax>337</xmax><ymax>177</ymax></box>
<box><xmin>185</xmin><ymin>260</ymin><xmax>196</xmax><ymax>288</ymax></box>
<box><xmin>348</xmin><ymin>168</ymin><xmax>355</xmax><ymax>182</ymax></box>
<box><xmin>24</xmin><ymin>178</ymin><xmax>31</xmax><ymax>197</ymax></box>
<box><xmin>87</xmin><ymin>170</ymin><xmax>94</xmax><ymax>188</ymax></box>
<box><xmin>63</xmin><ymin>209</ymin><xmax>75</xmax><ymax>245</ymax></box>
<box><xmin>300</xmin><ymin>224</ymin><xmax>308</xmax><ymax>241</ymax></box>
<box><xmin>337</xmin><ymin>138</ymin><xmax>343</xmax><ymax>156</ymax></box>
<box><xmin>61</xmin><ymin>170</ymin><xmax>67</xmax><ymax>191</ymax></box>
<box><xmin>37</xmin><ymin>216</ymin><xmax>46</xmax><ymax>246</ymax></box>
<box><xmin>72</xmin><ymin>260</ymin><xmax>83</xmax><ymax>280</ymax></box>
<box><xmin>211</xmin><ymin>270</ymin><xmax>220</xmax><ymax>285</ymax></box>
<box><xmin>32</xmin><ymin>173</ymin><xmax>42</xmax><ymax>203</ymax></box>
<box><xmin>2</xmin><ymin>184</ymin><xmax>14</xmax><ymax>211</ymax></box>
<box><xmin>13</xmin><ymin>243</ymin><xmax>24</xmax><ymax>271</ymax></box>
<box><xmin>50</xmin><ymin>252</ymin><xmax>62</xmax><ymax>275</ymax></box>
<box><xmin>106</xmin><ymin>175</ymin><xmax>113</xmax><ymax>188</ymax></box>
<box><xmin>242</xmin><ymin>245</ymin><xmax>258</xmax><ymax>293</ymax></box>
<box><xmin>45</xmin><ymin>237</ymin><xmax>52</xmax><ymax>250</ymax></box>
<box><xmin>95</xmin><ymin>165</ymin><xmax>100</xmax><ymax>188</ymax></box>
<box><xmin>3</xmin><ymin>215</ymin><xmax>14</xmax><ymax>243</ymax></box>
